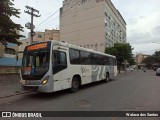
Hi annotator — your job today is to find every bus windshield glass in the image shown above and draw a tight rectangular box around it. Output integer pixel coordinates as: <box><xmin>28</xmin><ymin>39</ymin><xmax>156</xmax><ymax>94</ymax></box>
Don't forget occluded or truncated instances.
<box><xmin>22</xmin><ymin>42</ymin><xmax>51</xmax><ymax>80</ymax></box>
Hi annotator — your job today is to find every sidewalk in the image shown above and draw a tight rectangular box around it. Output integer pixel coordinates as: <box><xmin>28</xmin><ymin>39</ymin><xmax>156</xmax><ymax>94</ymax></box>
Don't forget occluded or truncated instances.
<box><xmin>0</xmin><ymin>74</ymin><xmax>22</xmax><ymax>98</ymax></box>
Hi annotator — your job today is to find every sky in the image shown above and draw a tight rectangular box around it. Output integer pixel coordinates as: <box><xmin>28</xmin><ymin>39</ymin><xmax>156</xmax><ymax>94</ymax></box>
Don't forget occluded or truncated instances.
<box><xmin>12</xmin><ymin>0</ymin><xmax>160</xmax><ymax>55</ymax></box>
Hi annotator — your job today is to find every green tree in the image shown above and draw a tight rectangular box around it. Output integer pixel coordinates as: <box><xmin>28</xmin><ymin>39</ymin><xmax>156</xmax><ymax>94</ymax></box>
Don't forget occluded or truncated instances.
<box><xmin>105</xmin><ymin>43</ymin><xmax>134</xmax><ymax>73</ymax></box>
<box><xmin>142</xmin><ymin>51</ymin><xmax>160</xmax><ymax>69</ymax></box>
<box><xmin>142</xmin><ymin>56</ymin><xmax>155</xmax><ymax>68</ymax></box>
<box><xmin>0</xmin><ymin>0</ymin><xmax>24</xmax><ymax>45</ymax></box>
<box><xmin>128</xmin><ymin>57</ymin><xmax>135</xmax><ymax>66</ymax></box>
<box><xmin>154</xmin><ymin>51</ymin><xmax>160</xmax><ymax>63</ymax></box>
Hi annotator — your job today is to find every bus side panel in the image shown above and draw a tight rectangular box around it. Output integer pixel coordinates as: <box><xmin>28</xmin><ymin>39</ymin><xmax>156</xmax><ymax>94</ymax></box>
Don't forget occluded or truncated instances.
<box><xmin>52</xmin><ymin>66</ymin><xmax>71</xmax><ymax>91</ymax></box>
<box><xmin>53</xmin><ymin>65</ymin><xmax>82</xmax><ymax>91</ymax></box>
<box><xmin>92</xmin><ymin>65</ymin><xmax>107</xmax><ymax>82</ymax></box>
<box><xmin>114</xmin><ymin>66</ymin><xmax>118</xmax><ymax>76</ymax></box>
<box><xmin>109</xmin><ymin>66</ymin><xmax>114</xmax><ymax>79</ymax></box>
<box><xmin>81</xmin><ymin>65</ymin><xmax>92</xmax><ymax>85</ymax></box>
<box><xmin>108</xmin><ymin>66</ymin><xmax>117</xmax><ymax>79</ymax></box>
<box><xmin>53</xmin><ymin>70</ymin><xmax>71</xmax><ymax>92</ymax></box>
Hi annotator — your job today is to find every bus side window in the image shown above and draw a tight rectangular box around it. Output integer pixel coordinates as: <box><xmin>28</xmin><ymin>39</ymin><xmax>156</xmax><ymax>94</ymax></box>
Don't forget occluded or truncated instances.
<box><xmin>114</xmin><ymin>59</ymin><xmax>117</xmax><ymax>66</ymax></box>
<box><xmin>52</xmin><ymin>51</ymin><xmax>67</xmax><ymax>74</ymax></box>
<box><xmin>109</xmin><ymin>58</ymin><xmax>114</xmax><ymax>66</ymax></box>
<box><xmin>105</xmin><ymin>57</ymin><xmax>110</xmax><ymax>65</ymax></box>
<box><xmin>69</xmin><ymin>49</ymin><xmax>81</xmax><ymax>64</ymax></box>
<box><xmin>91</xmin><ymin>53</ymin><xmax>98</xmax><ymax>65</ymax></box>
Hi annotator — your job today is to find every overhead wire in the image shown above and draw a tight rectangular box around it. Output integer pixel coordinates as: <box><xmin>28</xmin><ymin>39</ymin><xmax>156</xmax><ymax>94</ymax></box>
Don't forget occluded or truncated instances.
<box><xmin>35</xmin><ymin>0</ymin><xmax>77</xmax><ymax>30</ymax></box>
<box><xmin>35</xmin><ymin>16</ymin><xmax>60</xmax><ymax>30</ymax></box>
<box><xmin>35</xmin><ymin>9</ymin><xmax>60</xmax><ymax>29</ymax></box>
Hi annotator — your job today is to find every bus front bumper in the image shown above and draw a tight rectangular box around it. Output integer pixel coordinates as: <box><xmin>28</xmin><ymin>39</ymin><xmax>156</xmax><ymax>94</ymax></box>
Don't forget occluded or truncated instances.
<box><xmin>20</xmin><ymin>80</ymin><xmax>53</xmax><ymax>93</ymax></box>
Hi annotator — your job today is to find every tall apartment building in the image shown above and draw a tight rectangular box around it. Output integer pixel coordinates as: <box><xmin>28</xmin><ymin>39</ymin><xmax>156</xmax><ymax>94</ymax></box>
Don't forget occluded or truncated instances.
<box><xmin>29</xmin><ymin>29</ymin><xmax>60</xmax><ymax>42</ymax></box>
<box><xmin>60</xmin><ymin>0</ymin><xmax>126</xmax><ymax>52</ymax></box>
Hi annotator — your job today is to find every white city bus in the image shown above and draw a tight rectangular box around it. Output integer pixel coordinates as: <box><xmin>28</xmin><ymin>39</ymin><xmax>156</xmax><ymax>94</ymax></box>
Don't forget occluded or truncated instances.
<box><xmin>20</xmin><ymin>40</ymin><xmax>117</xmax><ymax>93</ymax></box>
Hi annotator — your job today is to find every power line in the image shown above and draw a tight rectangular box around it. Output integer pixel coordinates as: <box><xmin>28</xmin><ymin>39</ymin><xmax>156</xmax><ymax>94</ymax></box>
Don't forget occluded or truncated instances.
<box><xmin>35</xmin><ymin>16</ymin><xmax>59</xmax><ymax>30</ymax></box>
<box><xmin>35</xmin><ymin>9</ymin><xmax>60</xmax><ymax>28</ymax></box>
<box><xmin>35</xmin><ymin>0</ymin><xmax>77</xmax><ymax>29</ymax></box>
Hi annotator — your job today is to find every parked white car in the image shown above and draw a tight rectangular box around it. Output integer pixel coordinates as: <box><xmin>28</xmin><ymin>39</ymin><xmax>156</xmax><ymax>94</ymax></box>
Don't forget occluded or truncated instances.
<box><xmin>126</xmin><ymin>68</ymin><xmax>134</xmax><ymax>71</ymax></box>
<box><xmin>156</xmin><ymin>68</ymin><xmax>160</xmax><ymax>76</ymax></box>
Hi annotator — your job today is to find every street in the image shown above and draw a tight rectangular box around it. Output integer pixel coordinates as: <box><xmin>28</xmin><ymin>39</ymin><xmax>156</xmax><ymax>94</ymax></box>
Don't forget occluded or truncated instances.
<box><xmin>0</xmin><ymin>70</ymin><xmax>160</xmax><ymax>119</ymax></box>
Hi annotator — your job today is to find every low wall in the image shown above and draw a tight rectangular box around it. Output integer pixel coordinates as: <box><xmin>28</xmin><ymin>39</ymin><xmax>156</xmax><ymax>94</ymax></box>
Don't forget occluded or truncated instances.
<box><xmin>0</xmin><ymin>66</ymin><xmax>20</xmax><ymax>74</ymax></box>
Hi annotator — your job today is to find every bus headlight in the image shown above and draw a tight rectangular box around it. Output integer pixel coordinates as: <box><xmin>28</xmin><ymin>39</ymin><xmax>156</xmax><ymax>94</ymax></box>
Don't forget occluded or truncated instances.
<box><xmin>42</xmin><ymin>76</ymin><xmax>49</xmax><ymax>85</ymax></box>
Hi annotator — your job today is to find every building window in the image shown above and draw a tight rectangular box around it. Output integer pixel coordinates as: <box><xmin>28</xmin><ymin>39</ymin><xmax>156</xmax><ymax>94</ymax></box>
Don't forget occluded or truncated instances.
<box><xmin>38</xmin><ymin>34</ymin><xmax>42</xmax><ymax>38</ymax></box>
<box><xmin>91</xmin><ymin>44</ymin><xmax>93</xmax><ymax>48</ymax></box>
<box><xmin>4</xmin><ymin>48</ymin><xmax>16</xmax><ymax>55</ymax></box>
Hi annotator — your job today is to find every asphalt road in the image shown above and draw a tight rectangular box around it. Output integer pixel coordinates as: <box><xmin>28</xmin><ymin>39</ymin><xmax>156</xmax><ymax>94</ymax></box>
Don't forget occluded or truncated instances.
<box><xmin>0</xmin><ymin>70</ymin><xmax>160</xmax><ymax>120</ymax></box>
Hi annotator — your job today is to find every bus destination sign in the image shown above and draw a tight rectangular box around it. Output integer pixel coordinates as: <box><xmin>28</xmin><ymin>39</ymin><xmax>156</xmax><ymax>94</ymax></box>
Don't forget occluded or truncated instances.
<box><xmin>27</xmin><ymin>43</ymin><xmax>47</xmax><ymax>51</ymax></box>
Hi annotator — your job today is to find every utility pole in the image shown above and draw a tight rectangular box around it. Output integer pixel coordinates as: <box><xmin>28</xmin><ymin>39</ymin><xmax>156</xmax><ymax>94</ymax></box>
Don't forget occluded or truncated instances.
<box><xmin>24</xmin><ymin>6</ymin><xmax>41</xmax><ymax>44</ymax></box>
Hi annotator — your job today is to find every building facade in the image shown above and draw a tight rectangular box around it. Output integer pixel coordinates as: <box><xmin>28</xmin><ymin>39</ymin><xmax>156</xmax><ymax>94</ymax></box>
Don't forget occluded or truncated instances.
<box><xmin>0</xmin><ymin>30</ymin><xmax>23</xmax><ymax>73</ymax></box>
<box><xmin>29</xmin><ymin>29</ymin><xmax>60</xmax><ymax>43</ymax></box>
<box><xmin>18</xmin><ymin>38</ymin><xmax>29</xmax><ymax>58</ymax></box>
<box><xmin>0</xmin><ymin>42</ymin><xmax>18</xmax><ymax>58</ymax></box>
<box><xmin>60</xmin><ymin>0</ymin><xmax>126</xmax><ymax>52</ymax></box>
<box><xmin>136</xmin><ymin>53</ymin><xmax>150</xmax><ymax>65</ymax></box>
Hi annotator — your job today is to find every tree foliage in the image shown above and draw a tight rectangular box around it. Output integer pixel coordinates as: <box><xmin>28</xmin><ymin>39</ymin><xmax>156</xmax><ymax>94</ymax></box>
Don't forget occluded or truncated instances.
<box><xmin>0</xmin><ymin>0</ymin><xmax>24</xmax><ymax>45</ymax></box>
<box><xmin>142</xmin><ymin>56</ymin><xmax>155</xmax><ymax>68</ymax></box>
<box><xmin>142</xmin><ymin>51</ymin><xmax>160</xmax><ymax>68</ymax></box>
<box><xmin>105</xmin><ymin>43</ymin><xmax>134</xmax><ymax>72</ymax></box>
<box><xmin>154</xmin><ymin>51</ymin><xmax>160</xmax><ymax>63</ymax></box>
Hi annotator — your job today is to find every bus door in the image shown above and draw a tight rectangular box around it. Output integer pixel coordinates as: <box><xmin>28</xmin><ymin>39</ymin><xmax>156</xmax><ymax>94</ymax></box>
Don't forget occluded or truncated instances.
<box><xmin>52</xmin><ymin>46</ymin><xmax>69</xmax><ymax>91</ymax></box>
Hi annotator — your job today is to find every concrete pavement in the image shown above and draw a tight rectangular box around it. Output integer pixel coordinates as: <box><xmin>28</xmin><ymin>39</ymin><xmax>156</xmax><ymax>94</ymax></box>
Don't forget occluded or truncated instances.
<box><xmin>0</xmin><ymin>74</ymin><xmax>22</xmax><ymax>98</ymax></box>
<box><xmin>0</xmin><ymin>70</ymin><xmax>159</xmax><ymax>120</ymax></box>
<box><xmin>0</xmin><ymin>70</ymin><xmax>151</xmax><ymax>98</ymax></box>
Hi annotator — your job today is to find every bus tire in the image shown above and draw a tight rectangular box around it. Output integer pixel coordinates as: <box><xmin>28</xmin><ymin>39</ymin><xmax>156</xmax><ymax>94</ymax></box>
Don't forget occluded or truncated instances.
<box><xmin>70</xmin><ymin>77</ymin><xmax>80</xmax><ymax>92</ymax></box>
<box><xmin>104</xmin><ymin>73</ymin><xmax>109</xmax><ymax>83</ymax></box>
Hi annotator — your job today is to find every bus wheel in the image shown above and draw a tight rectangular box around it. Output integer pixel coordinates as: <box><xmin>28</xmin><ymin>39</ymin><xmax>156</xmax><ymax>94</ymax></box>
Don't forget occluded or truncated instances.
<box><xmin>70</xmin><ymin>77</ymin><xmax>80</xmax><ymax>92</ymax></box>
<box><xmin>104</xmin><ymin>73</ymin><xmax>109</xmax><ymax>83</ymax></box>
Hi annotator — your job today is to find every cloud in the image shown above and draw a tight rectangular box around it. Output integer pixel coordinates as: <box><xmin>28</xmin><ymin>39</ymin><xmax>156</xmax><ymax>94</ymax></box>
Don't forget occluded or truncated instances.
<box><xmin>12</xmin><ymin>0</ymin><xmax>63</xmax><ymax>32</ymax></box>
<box><xmin>11</xmin><ymin>0</ymin><xmax>160</xmax><ymax>55</ymax></box>
<box><xmin>132</xmin><ymin>42</ymin><xmax>160</xmax><ymax>55</ymax></box>
<box><xmin>127</xmin><ymin>19</ymin><xmax>138</xmax><ymax>25</ymax></box>
<box><xmin>128</xmin><ymin>31</ymin><xmax>152</xmax><ymax>44</ymax></box>
<box><xmin>152</xmin><ymin>26</ymin><xmax>160</xmax><ymax>34</ymax></box>
<box><xmin>111</xmin><ymin>0</ymin><xmax>160</xmax><ymax>54</ymax></box>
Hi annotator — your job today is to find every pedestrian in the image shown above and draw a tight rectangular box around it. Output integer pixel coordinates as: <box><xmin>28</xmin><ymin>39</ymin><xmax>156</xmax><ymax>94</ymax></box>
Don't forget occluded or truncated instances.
<box><xmin>143</xmin><ymin>68</ymin><xmax>146</xmax><ymax>72</ymax></box>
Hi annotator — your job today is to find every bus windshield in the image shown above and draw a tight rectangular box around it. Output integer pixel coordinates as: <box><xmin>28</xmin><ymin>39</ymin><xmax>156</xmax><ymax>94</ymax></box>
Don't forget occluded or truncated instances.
<box><xmin>22</xmin><ymin>42</ymin><xmax>51</xmax><ymax>80</ymax></box>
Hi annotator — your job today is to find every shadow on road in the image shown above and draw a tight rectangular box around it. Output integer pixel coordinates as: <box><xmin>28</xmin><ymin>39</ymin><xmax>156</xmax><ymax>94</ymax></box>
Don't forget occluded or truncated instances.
<box><xmin>25</xmin><ymin>79</ymin><xmax>115</xmax><ymax>100</ymax></box>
